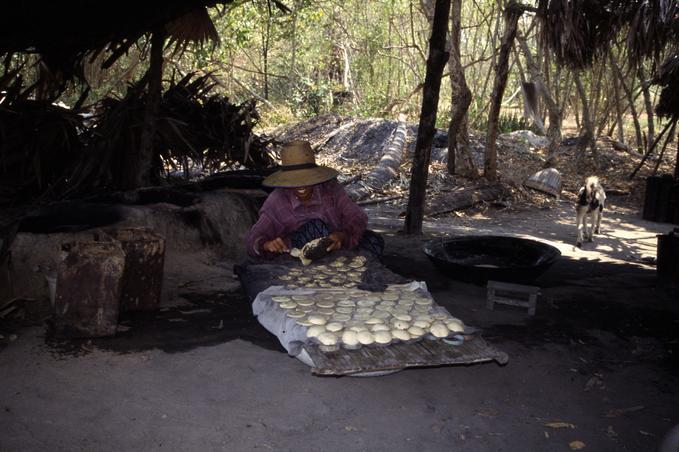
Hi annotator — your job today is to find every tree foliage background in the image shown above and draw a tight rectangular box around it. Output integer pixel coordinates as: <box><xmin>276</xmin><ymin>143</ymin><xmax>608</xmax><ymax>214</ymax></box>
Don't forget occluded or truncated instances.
<box><xmin>4</xmin><ymin>0</ymin><xmax>677</xmax><ymax>170</ymax></box>
<box><xmin>167</xmin><ymin>0</ymin><xmax>672</xmax><ymax>143</ymax></box>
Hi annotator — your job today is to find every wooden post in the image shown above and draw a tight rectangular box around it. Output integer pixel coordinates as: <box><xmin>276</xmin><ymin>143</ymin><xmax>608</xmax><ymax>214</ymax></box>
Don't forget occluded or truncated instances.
<box><xmin>484</xmin><ymin>3</ymin><xmax>524</xmax><ymax>181</ymax></box>
<box><xmin>127</xmin><ymin>26</ymin><xmax>166</xmax><ymax>189</ymax></box>
<box><xmin>404</xmin><ymin>0</ymin><xmax>452</xmax><ymax>235</ymax></box>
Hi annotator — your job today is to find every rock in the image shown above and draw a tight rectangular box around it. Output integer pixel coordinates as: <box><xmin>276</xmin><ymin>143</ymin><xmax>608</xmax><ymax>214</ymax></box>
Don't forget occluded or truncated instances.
<box><xmin>524</xmin><ymin>168</ymin><xmax>562</xmax><ymax>197</ymax></box>
<box><xmin>499</xmin><ymin>130</ymin><xmax>548</xmax><ymax>149</ymax></box>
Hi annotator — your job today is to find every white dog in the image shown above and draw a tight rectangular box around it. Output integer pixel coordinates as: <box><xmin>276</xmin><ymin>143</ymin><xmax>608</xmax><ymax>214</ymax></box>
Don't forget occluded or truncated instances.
<box><xmin>576</xmin><ymin>176</ymin><xmax>606</xmax><ymax>247</ymax></box>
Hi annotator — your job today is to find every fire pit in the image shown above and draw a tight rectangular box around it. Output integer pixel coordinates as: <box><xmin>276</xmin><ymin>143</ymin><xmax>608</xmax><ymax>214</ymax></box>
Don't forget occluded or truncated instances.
<box><xmin>423</xmin><ymin>235</ymin><xmax>561</xmax><ymax>285</ymax></box>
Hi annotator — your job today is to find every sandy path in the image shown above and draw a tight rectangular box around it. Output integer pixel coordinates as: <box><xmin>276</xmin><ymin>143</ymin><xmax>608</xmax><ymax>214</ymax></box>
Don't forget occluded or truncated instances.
<box><xmin>365</xmin><ymin>195</ymin><xmax>673</xmax><ymax>267</ymax></box>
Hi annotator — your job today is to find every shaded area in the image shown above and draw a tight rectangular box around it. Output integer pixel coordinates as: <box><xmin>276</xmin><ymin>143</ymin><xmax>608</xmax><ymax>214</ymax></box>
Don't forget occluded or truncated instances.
<box><xmin>45</xmin><ymin>290</ymin><xmax>284</xmax><ymax>357</ymax></box>
<box><xmin>382</xmin><ymin>231</ymin><xmax>661</xmax><ymax>291</ymax></box>
<box><xmin>0</xmin><ymin>2</ymin><xmax>227</xmax><ymax>74</ymax></box>
<box><xmin>536</xmin><ymin>255</ymin><xmax>658</xmax><ymax>288</ymax></box>
<box><xmin>384</xmin><ymin>243</ymin><xmax>679</xmax><ymax>372</ymax></box>
<box><xmin>18</xmin><ymin>203</ymin><xmax>125</xmax><ymax>234</ymax></box>
<box><xmin>483</xmin><ymin>297</ymin><xmax>679</xmax><ymax>371</ymax></box>
<box><xmin>14</xmin><ymin>170</ymin><xmax>271</xmax><ymax>235</ymax></box>
<box><xmin>0</xmin><ymin>72</ymin><xmax>272</xmax><ymax>205</ymax></box>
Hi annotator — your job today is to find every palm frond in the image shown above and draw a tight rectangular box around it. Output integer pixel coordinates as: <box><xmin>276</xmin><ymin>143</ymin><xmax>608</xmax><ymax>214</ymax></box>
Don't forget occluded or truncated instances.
<box><xmin>0</xmin><ymin>93</ymin><xmax>84</xmax><ymax>205</ymax></box>
<box><xmin>537</xmin><ymin>0</ymin><xmax>628</xmax><ymax>69</ymax></box>
<box><xmin>166</xmin><ymin>7</ymin><xmax>220</xmax><ymax>49</ymax></box>
<box><xmin>627</xmin><ymin>0</ymin><xmax>678</xmax><ymax>64</ymax></box>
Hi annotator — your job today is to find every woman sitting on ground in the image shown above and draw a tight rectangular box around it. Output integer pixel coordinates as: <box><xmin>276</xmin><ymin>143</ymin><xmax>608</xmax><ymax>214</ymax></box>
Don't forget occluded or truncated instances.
<box><xmin>245</xmin><ymin>140</ymin><xmax>383</xmax><ymax>258</ymax></box>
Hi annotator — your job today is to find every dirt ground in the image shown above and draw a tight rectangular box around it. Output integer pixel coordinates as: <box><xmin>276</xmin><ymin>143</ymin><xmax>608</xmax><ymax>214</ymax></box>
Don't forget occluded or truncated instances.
<box><xmin>1</xmin><ymin>187</ymin><xmax>678</xmax><ymax>452</ymax></box>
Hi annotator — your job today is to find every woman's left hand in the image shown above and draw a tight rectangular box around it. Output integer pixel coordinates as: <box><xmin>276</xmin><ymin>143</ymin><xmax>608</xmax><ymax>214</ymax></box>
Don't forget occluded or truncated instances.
<box><xmin>327</xmin><ymin>231</ymin><xmax>346</xmax><ymax>251</ymax></box>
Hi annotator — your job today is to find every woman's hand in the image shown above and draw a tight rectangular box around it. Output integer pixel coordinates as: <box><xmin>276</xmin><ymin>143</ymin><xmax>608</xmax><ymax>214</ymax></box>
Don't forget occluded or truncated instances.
<box><xmin>327</xmin><ymin>231</ymin><xmax>346</xmax><ymax>251</ymax></box>
<box><xmin>263</xmin><ymin>237</ymin><xmax>289</xmax><ymax>253</ymax></box>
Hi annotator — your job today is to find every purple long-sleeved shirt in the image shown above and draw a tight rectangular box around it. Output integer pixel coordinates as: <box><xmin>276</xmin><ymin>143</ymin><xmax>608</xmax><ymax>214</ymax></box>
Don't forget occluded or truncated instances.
<box><xmin>246</xmin><ymin>180</ymin><xmax>368</xmax><ymax>257</ymax></box>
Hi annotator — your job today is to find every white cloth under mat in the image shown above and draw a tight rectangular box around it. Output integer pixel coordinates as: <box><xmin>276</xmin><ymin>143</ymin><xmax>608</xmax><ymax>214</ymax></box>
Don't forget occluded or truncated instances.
<box><xmin>251</xmin><ymin>281</ymin><xmax>445</xmax><ymax>363</ymax></box>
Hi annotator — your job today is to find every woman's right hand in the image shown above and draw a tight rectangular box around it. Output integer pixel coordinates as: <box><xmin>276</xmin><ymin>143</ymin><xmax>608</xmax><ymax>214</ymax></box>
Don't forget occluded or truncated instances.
<box><xmin>263</xmin><ymin>237</ymin><xmax>289</xmax><ymax>253</ymax></box>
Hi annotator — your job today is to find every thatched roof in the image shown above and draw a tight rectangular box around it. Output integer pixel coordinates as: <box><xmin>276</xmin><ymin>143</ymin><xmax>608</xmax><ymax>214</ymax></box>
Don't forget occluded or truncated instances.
<box><xmin>0</xmin><ymin>1</ymin><xmax>228</xmax><ymax>77</ymax></box>
<box><xmin>537</xmin><ymin>0</ymin><xmax>679</xmax><ymax>117</ymax></box>
<box><xmin>653</xmin><ymin>54</ymin><xmax>679</xmax><ymax>119</ymax></box>
<box><xmin>537</xmin><ymin>0</ymin><xmax>678</xmax><ymax>68</ymax></box>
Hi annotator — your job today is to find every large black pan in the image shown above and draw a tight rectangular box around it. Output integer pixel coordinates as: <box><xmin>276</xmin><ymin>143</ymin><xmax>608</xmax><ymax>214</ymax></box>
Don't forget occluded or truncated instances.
<box><xmin>423</xmin><ymin>235</ymin><xmax>561</xmax><ymax>285</ymax></box>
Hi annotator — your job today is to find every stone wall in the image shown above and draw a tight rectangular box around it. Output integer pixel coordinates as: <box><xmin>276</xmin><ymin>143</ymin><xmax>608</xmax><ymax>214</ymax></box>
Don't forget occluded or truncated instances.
<box><xmin>8</xmin><ymin>188</ymin><xmax>265</xmax><ymax>303</ymax></box>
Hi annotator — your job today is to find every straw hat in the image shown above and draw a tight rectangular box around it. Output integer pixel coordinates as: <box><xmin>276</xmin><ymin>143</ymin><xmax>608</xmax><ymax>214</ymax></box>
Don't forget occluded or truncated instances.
<box><xmin>262</xmin><ymin>140</ymin><xmax>339</xmax><ymax>188</ymax></box>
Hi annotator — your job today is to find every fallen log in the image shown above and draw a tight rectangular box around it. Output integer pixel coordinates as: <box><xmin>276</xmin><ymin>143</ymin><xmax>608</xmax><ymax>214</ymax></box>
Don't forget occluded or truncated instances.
<box><xmin>426</xmin><ymin>183</ymin><xmax>508</xmax><ymax>217</ymax></box>
<box><xmin>340</xmin><ymin>174</ymin><xmax>361</xmax><ymax>186</ymax></box>
<box><xmin>357</xmin><ymin>195</ymin><xmax>403</xmax><ymax>206</ymax></box>
<box><xmin>346</xmin><ymin>115</ymin><xmax>408</xmax><ymax>200</ymax></box>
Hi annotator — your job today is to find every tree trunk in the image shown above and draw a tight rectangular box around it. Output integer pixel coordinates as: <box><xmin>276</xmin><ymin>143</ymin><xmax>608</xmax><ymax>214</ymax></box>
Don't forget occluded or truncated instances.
<box><xmin>426</xmin><ymin>183</ymin><xmax>508</xmax><ymax>216</ymax></box>
<box><xmin>652</xmin><ymin>120</ymin><xmax>677</xmax><ymax>176</ymax></box>
<box><xmin>586</xmin><ymin>64</ymin><xmax>604</xmax><ymax>161</ymax></box>
<box><xmin>385</xmin><ymin>0</ymin><xmax>394</xmax><ymax>102</ymax></box>
<box><xmin>419</xmin><ymin>0</ymin><xmax>435</xmax><ymax>22</ymax></box>
<box><xmin>611</xmin><ymin>68</ymin><xmax>625</xmax><ymax>143</ymax></box>
<box><xmin>128</xmin><ymin>27</ymin><xmax>165</xmax><ymax>190</ymax></box>
<box><xmin>484</xmin><ymin>4</ymin><xmax>524</xmax><ymax>181</ymax></box>
<box><xmin>638</xmin><ymin>65</ymin><xmax>655</xmax><ymax>153</ymax></box>
<box><xmin>629</xmin><ymin>118</ymin><xmax>675</xmax><ymax>179</ymax></box>
<box><xmin>404</xmin><ymin>0</ymin><xmax>451</xmax><ymax>235</ymax></box>
<box><xmin>340</xmin><ymin>42</ymin><xmax>355</xmax><ymax>98</ymax></box>
<box><xmin>513</xmin><ymin>46</ymin><xmax>545</xmax><ymax>134</ymax></box>
<box><xmin>545</xmin><ymin>109</ymin><xmax>563</xmax><ymax>167</ymax></box>
<box><xmin>290</xmin><ymin>1</ymin><xmax>298</xmax><ymax>77</ymax></box>
<box><xmin>262</xmin><ymin>6</ymin><xmax>271</xmax><ymax>100</ymax></box>
<box><xmin>516</xmin><ymin>36</ymin><xmax>562</xmax><ymax>168</ymax></box>
<box><xmin>574</xmin><ymin>73</ymin><xmax>595</xmax><ymax>166</ymax></box>
<box><xmin>446</xmin><ymin>0</ymin><xmax>477</xmax><ymax>178</ymax></box>
<box><xmin>610</xmin><ymin>53</ymin><xmax>643</xmax><ymax>152</ymax></box>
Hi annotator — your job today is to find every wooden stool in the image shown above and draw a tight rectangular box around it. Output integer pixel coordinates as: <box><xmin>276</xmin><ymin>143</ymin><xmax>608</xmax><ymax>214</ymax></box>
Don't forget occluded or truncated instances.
<box><xmin>486</xmin><ymin>280</ymin><xmax>540</xmax><ymax>316</ymax></box>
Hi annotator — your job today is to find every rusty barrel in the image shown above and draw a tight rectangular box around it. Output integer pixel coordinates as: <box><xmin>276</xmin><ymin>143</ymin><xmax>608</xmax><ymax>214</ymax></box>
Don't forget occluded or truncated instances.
<box><xmin>107</xmin><ymin>227</ymin><xmax>165</xmax><ymax>312</ymax></box>
<box><xmin>54</xmin><ymin>236</ymin><xmax>125</xmax><ymax>337</ymax></box>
